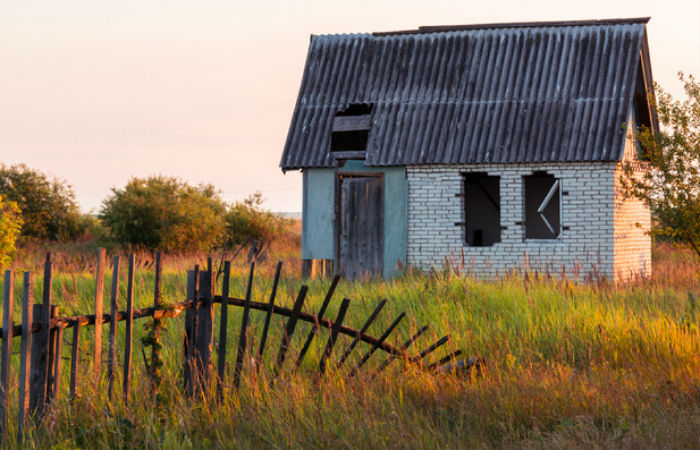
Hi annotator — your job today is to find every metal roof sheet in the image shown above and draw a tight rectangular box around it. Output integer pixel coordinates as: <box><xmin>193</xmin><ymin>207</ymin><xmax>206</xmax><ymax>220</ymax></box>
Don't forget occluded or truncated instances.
<box><xmin>280</xmin><ymin>18</ymin><xmax>651</xmax><ymax>170</ymax></box>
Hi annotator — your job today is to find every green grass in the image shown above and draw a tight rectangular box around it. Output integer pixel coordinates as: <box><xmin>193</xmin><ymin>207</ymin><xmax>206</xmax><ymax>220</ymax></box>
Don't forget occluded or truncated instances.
<box><xmin>0</xmin><ymin>243</ymin><xmax>699</xmax><ymax>449</ymax></box>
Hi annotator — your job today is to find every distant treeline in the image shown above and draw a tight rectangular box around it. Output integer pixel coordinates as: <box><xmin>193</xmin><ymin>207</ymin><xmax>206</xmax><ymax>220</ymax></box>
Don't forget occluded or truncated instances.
<box><xmin>0</xmin><ymin>164</ymin><xmax>295</xmax><ymax>261</ymax></box>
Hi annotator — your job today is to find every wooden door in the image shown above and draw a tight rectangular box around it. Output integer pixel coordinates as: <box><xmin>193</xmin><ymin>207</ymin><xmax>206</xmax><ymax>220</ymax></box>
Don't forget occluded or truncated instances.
<box><xmin>338</xmin><ymin>175</ymin><xmax>383</xmax><ymax>280</ymax></box>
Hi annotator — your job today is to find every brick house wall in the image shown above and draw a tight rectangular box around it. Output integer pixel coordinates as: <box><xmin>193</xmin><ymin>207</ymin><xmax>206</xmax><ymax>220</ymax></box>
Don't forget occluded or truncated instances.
<box><xmin>406</xmin><ymin>161</ymin><xmax>651</xmax><ymax>282</ymax></box>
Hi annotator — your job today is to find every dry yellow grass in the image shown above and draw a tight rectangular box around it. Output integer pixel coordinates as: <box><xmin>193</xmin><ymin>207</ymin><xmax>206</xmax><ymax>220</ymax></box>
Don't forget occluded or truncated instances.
<box><xmin>1</xmin><ymin>237</ymin><xmax>698</xmax><ymax>449</ymax></box>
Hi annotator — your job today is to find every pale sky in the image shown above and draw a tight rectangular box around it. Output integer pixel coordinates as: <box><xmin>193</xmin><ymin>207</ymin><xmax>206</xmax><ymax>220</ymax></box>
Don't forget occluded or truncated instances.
<box><xmin>1</xmin><ymin>1</ymin><xmax>698</xmax><ymax>213</ymax></box>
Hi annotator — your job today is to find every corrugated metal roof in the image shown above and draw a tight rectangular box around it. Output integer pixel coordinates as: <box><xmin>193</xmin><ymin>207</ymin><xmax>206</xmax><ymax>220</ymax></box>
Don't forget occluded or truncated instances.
<box><xmin>280</xmin><ymin>18</ymin><xmax>651</xmax><ymax>170</ymax></box>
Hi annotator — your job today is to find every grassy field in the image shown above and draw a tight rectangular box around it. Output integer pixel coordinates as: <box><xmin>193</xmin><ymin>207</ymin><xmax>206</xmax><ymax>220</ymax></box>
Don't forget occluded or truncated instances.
<box><xmin>0</xmin><ymin>237</ymin><xmax>698</xmax><ymax>449</ymax></box>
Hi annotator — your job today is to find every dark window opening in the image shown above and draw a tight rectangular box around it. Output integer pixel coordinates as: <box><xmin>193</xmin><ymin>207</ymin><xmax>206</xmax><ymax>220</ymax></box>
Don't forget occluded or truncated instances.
<box><xmin>336</xmin><ymin>103</ymin><xmax>372</xmax><ymax>116</ymax></box>
<box><xmin>524</xmin><ymin>172</ymin><xmax>561</xmax><ymax>239</ymax></box>
<box><xmin>331</xmin><ymin>129</ymin><xmax>369</xmax><ymax>151</ymax></box>
<box><xmin>463</xmin><ymin>173</ymin><xmax>501</xmax><ymax>247</ymax></box>
<box><xmin>331</xmin><ymin>103</ymin><xmax>372</xmax><ymax>156</ymax></box>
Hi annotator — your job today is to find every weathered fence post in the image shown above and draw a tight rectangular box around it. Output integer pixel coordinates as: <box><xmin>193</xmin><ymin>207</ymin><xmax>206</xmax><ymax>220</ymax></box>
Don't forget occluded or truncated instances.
<box><xmin>70</xmin><ymin>320</ymin><xmax>81</xmax><ymax>402</ymax></box>
<box><xmin>183</xmin><ymin>267</ymin><xmax>199</xmax><ymax>397</ymax></box>
<box><xmin>93</xmin><ymin>247</ymin><xmax>106</xmax><ymax>385</ymax></box>
<box><xmin>149</xmin><ymin>251</ymin><xmax>163</xmax><ymax>391</ymax></box>
<box><xmin>29</xmin><ymin>253</ymin><xmax>52</xmax><ymax>418</ymax></box>
<box><xmin>107</xmin><ymin>255</ymin><xmax>120</xmax><ymax>401</ymax></box>
<box><xmin>0</xmin><ymin>270</ymin><xmax>15</xmax><ymax>438</ymax></box>
<box><xmin>52</xmin><ymin>308</ymin><xmax>63</xmax><ymax>403</ymax></box>
<box><xmin>194</xmin><ymin>266</ymin><xmax>214</xmax><ymax>395</ymax></box>
<box><xmin>216</xmin><ymin>261</ymin><xmax>231</xmax><ymax>399</ymax></box>
<box><xmin>18</xmin><ymin>272</ymin><xmax>33</xmax><ymax>444</ymax></box>
<box><xmin>46</xmin><ymin>306</ymin><xmax>59</xmax><ymax>403</ymax></box>
<box><xmin>123</xmin><ymin>254</ymin><xmax>135</xmax><ymax>404</ymax></box>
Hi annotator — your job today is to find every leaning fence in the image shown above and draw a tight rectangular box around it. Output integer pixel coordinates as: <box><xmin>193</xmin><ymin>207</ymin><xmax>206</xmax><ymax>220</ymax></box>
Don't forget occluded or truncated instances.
<box><xmin>0</xmin><ymin>248</ymin><xmax>469</xmax><ymax>444</ymax></box>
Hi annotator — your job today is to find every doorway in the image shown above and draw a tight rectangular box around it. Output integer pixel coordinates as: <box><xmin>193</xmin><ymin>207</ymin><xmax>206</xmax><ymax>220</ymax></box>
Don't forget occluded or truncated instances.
<box><xmin>336</xmin><ymin>173</ymin><xmax>383</xmax><ymax>279</ymax></box>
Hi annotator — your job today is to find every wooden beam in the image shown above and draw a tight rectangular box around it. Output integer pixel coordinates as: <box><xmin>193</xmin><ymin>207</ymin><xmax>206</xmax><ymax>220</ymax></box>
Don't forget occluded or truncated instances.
<box><xmin>332</xmin><ymin>115</ymin><xmax>371</xmax><ymax>132</ymax></box>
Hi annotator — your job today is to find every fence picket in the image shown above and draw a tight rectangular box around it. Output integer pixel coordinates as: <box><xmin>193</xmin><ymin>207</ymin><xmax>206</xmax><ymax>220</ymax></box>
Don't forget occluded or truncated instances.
<box><xmin>107</xmin><ymin>256</ymin><xmax>120</xmax><ymax>401</ymax></box>
<box><xmin>296</xmin><ymin>275</ymin><xmax>340</xmax><ymax>369</ymax></box>
<box><xmin>53</xmin><ymin>316</ymin><xmax>63</xmax><ymax>402</ymax></box>
<box><xmin>409</xmin><ymin>335</ymin><xmax>450</xmax><ymax>365</ymax></box>
<box><xmin>336</xmin><ymin>299</ymin><xmax>387</xmax><ymax>369</ymax></box>
<box><xmin>216</xmin><ymin>261</ymin><xmax>231</xmax><ymax>399</ymax></box>
<box><xmin>427</xmin><ymin>350</ymin><xmax>463</xmax><ymax>371</ymax></box>
<box><xmin>273</xmin><ymin>286</ymin><xmax>308</xmax><ymax>377</ymax></box>
<box><xmin>123</xmin><ymin>254</ymin><xmax>135</xmax><ymax>404</ymax></box>
<box><xmin>46</xmin><ymin>306</ymin><xmax>59</xmax><ymax>403</ymax></box>
<box><xmin>0</xmin><ymin>270</ymin><xmax>14</xmax><ymax>438</ymax></box>
<box><xmin>93</xmin><ymin>247</ymin><xmax>106</xmax><ymax>384</ymax></box>
<box><xmin>70</xmin><ymin>321</ymin><xmax>81</xmax><ymax>402</ymax></box>
<box><xmin>233</xmin><ymin>263</ymin><xmax>254</xmax><ymax>390</ymax></box>
<box><xmin>349</xmin><ymin>313</ymin><xmax>405</xmax><ymax>377</ymax></box>
<box><xmin>183</xmin><ymin>267</ymin><xmax>199</xmax><ymax>397</ymax></box>
<box><xmin>18</xmin><ymin>272</ymin><xmax>33</xmax><ymax>445</ymax></box>
<box><xmin>30</xmin><ymin>254</ymin><xmax>52</xmax><ymax>417</ymax></box>
<box><xmin>256</xmin><ymin>261</ymin><xmax>281</xmax><ymax>367</ymax></box>
<box><xmin>374</xmin><ymin>325</ymin><xmax>429</xmax><ymax>376</ymax></box>
<box><xmin>195</xmin><ymin>268</ymin><xmax>214</xmax><ymax>395</ymax></box>
<box><xmin>319</xmin><ymin>298</ymin><xmax>350</xmax><ymax>375</ymax></box>
<box><xmin>150</xmin><ymin>251</ymin><xmax>162</xmax><ymax>389</ymax></box>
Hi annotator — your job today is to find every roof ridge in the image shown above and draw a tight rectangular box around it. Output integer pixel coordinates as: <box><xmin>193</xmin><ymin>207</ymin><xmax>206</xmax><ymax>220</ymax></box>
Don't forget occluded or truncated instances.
<box><xmin>372</xmin><ymin>17</ymin><xmax>650</xmax><ymax>36</ymax></box>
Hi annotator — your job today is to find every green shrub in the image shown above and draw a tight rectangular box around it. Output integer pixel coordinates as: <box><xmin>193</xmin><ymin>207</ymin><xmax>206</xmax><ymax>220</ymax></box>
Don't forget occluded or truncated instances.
<box><xmin>0</xmin><ymin>194</ymin><xmax>23</xmax><ymax>267</ymax></box>
<box><xmin>224</xmin><ymin>192</ymin><xmax>293</xmax><ymax>246</ymax></box>
<box><xmin>0</xmin><ymin>164</ymin><xmax>86</xmax><ymax>241</ymax></box>
<box><xmin>99</xmin><ymin>176</ymin><xmax>227</xmax><ymax>252</ymax></box>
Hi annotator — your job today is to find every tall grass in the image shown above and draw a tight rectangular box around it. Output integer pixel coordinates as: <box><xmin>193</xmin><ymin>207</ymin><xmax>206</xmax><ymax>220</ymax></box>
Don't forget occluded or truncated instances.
<box><xmin>0</xmin><ymin>240</ymin><xmax>698</xmax><ymax>449</ymax></box>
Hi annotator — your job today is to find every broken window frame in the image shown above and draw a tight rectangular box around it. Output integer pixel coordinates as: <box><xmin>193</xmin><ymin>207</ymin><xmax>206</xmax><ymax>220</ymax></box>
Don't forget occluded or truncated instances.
<box><xmin>461</xmin><ymin>172</ymin><xmax>502</xmax><ymax>247</ymax></box>
<box><xmin>523</xmin><ymin>172</ymin><xmax>562</xmax><ymax>240</ymax></box>
<box><xmin>330</xmin><ymin>103</ymin><xmax>373</xmax><ymax>160</ymax></box>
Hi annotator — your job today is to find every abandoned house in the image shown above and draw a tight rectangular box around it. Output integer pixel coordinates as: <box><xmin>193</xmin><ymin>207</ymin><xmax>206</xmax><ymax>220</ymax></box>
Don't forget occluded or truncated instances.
<box><xmin>280</xmin><ymin>17</ymin><xmax>657</xmax><ymax>281</ymax></box>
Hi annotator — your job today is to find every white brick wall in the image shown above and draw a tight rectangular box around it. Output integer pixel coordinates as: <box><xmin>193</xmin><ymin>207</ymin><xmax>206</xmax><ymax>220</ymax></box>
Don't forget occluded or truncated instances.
<box><xmin>613</xmin><ymin>163</ymin><xmax>652</xmax><ymax>281</ymax></box>
<box><xmin>406</xmin><ymin>161</ymin><xmax>651</xmax><ymax>281</ymax></box>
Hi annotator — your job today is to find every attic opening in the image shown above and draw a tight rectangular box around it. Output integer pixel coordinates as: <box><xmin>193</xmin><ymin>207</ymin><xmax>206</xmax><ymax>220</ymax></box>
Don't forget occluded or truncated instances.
<box><xmin>331</xmin><ymin>103</ymin><xmax>372</xmax><ymax>159</ymax></box>
<box><xmin>463</xmin><ymin>173</ymin><xmax>501</xmax><ymax>247</ymax></box>
<box><xmin>524</xmin><ymin>172</ymin><xmax>561</xmax><ymax>239</ymax></box>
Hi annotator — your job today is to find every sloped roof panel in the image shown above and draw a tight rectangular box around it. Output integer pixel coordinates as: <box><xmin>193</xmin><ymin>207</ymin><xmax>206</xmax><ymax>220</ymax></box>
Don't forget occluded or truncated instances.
<box><xmin>280</xmin><ymin>19</ymin><xmax>648</xmax><ymax>169</ymax></box>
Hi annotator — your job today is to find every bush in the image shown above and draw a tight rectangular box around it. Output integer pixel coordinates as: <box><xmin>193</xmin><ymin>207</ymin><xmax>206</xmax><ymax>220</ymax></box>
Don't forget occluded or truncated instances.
<box><xmin>0</xmin><ymin>164</ymin><xmax>86</xmax><ymax>241</ymax></box>
<box><xmin>0</xmin><ymin>194</ymin><xmax>23</xmax><ymax>267</ymax></box>
<box><xmin>224</xmin><ymin>192</ymin><xmax>293</xmax><ymax>246</ymax></box>
<box><xmin>99</xmin><ymin>176</ymin><xmax>227</xmax><ymax>252</ymax></box>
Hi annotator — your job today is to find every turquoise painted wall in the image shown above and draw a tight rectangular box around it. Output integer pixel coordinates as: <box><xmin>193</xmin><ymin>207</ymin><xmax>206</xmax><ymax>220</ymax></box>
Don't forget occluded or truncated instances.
<box><xmin>301</xmin><ymin>162</ymin><xmax>407</xmax><ymax>278</ymax></box>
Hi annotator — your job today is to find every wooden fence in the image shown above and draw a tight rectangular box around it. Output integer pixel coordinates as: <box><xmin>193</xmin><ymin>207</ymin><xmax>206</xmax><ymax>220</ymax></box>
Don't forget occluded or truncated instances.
<box><xmin>0</xmin><ymin>248</ymin><xmax>469</xmax><ymax>444</ymax></box>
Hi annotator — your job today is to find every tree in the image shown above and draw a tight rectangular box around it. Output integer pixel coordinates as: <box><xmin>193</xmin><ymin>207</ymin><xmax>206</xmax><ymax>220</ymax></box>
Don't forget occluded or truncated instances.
<box><xmin>622</xmin><ymin>73</ymin><xmax>700</xmax><ymax>257</ymax></box>
<box><xmin>224</xmin><ymin>191</ymin><xmax>293</xmax><ymax>246</ymax></box>
<box><xmin>99</xmin><ymin>175</ymin><xmax>227</xmax><ymax>252</ymax></box>
<box><xmin>0</xmin><ymin>195</ymin><xmax>23</xmax><ymax>267</ymax></box>
<box><xmin>0</xmin><ymin>164</ymin><xmax>86</xmax><ymax>241</ymax></box>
